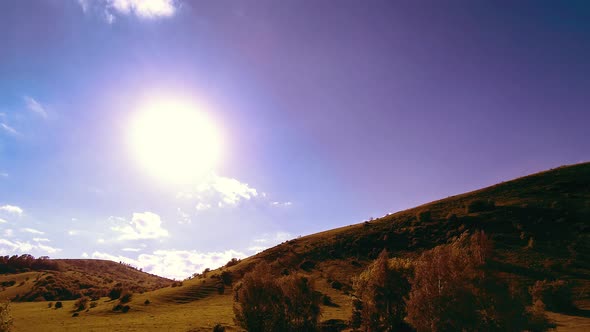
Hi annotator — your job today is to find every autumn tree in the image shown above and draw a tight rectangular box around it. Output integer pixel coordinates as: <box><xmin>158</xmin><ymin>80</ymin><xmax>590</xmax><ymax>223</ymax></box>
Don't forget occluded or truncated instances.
<box><xmin>352</xmin><ymin>250</ymin><xmax>413</xmax><ymax>332</ymax></box>
<box><xmin>406</xmin><ymin>231</ymin><xmax>535</xmax><ymax>332</ymax></box>
<box><xmin>233</xmin><ymin>262</ymin><xmax>321</xmax><ymax>332</ymax></box>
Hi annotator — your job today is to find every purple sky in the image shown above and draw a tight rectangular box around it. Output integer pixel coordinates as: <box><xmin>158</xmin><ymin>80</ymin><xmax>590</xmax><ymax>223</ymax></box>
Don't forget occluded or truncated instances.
<box><xmin>0</xmin><ymin>0</ymin><xmax>588</xmax><ymax>279</ymax></box>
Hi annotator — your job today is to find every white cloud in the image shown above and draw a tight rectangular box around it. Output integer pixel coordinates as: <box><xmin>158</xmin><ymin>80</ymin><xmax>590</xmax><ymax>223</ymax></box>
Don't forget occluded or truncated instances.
<box><xmin>78</xmin><ymin>0</ymin><xmax>178</xmax><ymax>23</ymax></box>
<box><xmin>0</xmin><ymin>123</ymin><xmax>19</xmax><ymax>136</ymax></box>
<box><xmin>0</xmin><ymin>172</ymin><xmax>7</xmax><ymax>178</ymax></box>
<box><xmin>0</xmin><ymin>239</ymin><xmax>61</xmax><ymax>255</ymax></box>
<box><xmin>21</xmin><ymin>228</ymin><xmax>44</xmax><ymax>235</ymax></box>
<box><xmin>249</xmin><ymin>232</ymin><xmax>292</xmax><ymax>253</ymax></box>
<box><xmin>81</xmin><ymin>252</ymin><xmax>89</xmax><ymax>258</ymax></box>
<box><xmin>271</xmin><ymin>201</ymin><xmax>293</xmax><ymax>207</ymax></box>
<box><xmin>92</xmin><ymin>248</ymin><xmax>247</xmax><ymax>280</ymax></box>
<box><xmin>0</xmin><ymin>218</ymin><xmax>6</xmax><ymax>223</ymax></box>
<box><xmin>110</xmin><ymin>212</ymin><xmax>169</xmax><ymax>240</ymax></box>
<box><xmin>3</xmin><ymin>229</ymin><xmax>13</xmax><ymax>237</ymax></box>
<box><xmin>0</xmin><ymin>205</ymin><xmax>23</xmax><ymax>216</ymax></box>
<box><xmin>23</xmin><ymin>96</ymin><xmax>48</xmax><ymax>118</ymax></box>
<box><xmin>122</xmin><ymin>247</ymin><xmax>141</xmax><ymax>252</ymax></box>
<box><xmin>67</xmin><ymin>230</ymin><xmax>79</xmax><ymax>236</ymax></box>
<box><xmin>178</xmin><ymin>174</ymin><xmax>264</xmax><ymax>210</ymax></box>
<box><xmin>32</xmin><ymin>238</ymin><xmax>50</xmax><ymax>242</ymax></box>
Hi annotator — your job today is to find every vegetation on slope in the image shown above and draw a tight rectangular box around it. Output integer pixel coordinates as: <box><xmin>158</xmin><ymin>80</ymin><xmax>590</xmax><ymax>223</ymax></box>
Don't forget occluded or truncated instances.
<box><xmin>0</xmin><ymin>259</ymin><xmax>173</xmax><ymax>302</ymax></box>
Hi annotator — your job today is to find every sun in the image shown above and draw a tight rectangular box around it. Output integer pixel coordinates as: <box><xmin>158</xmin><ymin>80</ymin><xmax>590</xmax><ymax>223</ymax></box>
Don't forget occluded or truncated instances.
<box><xmin>128</xmin><ymin>98</ymin><xmax>223</xmax><ymax>185</ymax></box>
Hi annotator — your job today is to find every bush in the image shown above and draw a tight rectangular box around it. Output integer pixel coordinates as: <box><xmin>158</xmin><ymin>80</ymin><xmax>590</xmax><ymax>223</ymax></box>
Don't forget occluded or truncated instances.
<box><xmin>417</xmin><ymin>210</ymin><xmax>431</xmax><ymax>222</ymax></box>
<box><xmin>119</xmin><ymin>291</ymin><xmax>132</xmax><ymax>304</ymax></box>
<box><xmin>47</xmin><ymin>302</ymin><xmax>53</xmax><ymax>308</ymax></box>
<box><xmin>466</xmin><ymin>199</ymin><xmax>495</xmax><ymax>213</ymax></box>
<box><xmin>144</xmin><ymin>299</ymin><xmax>150</xmax><ymax>305</ymax></box>
<box><xmin>54</xmin><ymin>301</ymin><xmax>63</xmax><ymax>309</ymax></box>
<box><xmin>220</xmin><ymin>271</ymin><xmax>233</xmax><ymax>286</ymax></box>
<box><xmin>108</xmin><ymin>287</ymin><xmax>123</xmax><ymax>300</ymax></box>
<box><xmin>212</xmin><ymin>323</ymin><xmax>225</xmax><ymax>332</ymax></box>
<box><xmin>0</xmin><ymin>301</ymin><xmax>13</xmax><ymax>332</ymax></box>
<box><xmin>74</xmin><ymin>297</ymin><xmax>89</xmax><ymax>311</ymax></box>
<box><xmin>406</xmin><ymin>231</ymin><xmax>532</xmax><ymax>332</ymax></box>
<box><xmin>530</xmin><ymin>280</ymin><xmax>575</xmax><ymax>312</ymax></box>
<box><xmin>352</xmin><ymin>250</ymin><xmax>413</xmax><ymax>331</ymax></box>
<box><xmin>330</xmin><ymin>281</ymin><xmax>342</xmax><ymax>290</ymax></box>
<box><xmin>225</xmin><ymin>258</ymin><xmax>240</xmax><ymax>268</ymax></box>
<box><xmin>71</xmin><ymin>313</ymin><xmax>79</xmax><ymax>317</ymax></box>
<box><xmin>121</xmin><ymin>305</ymin><xmax>130</xmax><ymax>313</ymax></box>
<box><xmin>233</xmin><ymin>262</ymin><xmax>321</xmax><ymax>332</ymax></box>
<box><xmin>112</xmin><ymin>304</ymin><xmax>123</xmax><ymax>312</ymax></box>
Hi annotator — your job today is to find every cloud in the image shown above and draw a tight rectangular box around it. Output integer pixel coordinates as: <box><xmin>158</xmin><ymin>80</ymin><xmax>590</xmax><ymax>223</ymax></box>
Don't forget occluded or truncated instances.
<box><xmin>0</xmin><ymin>123</ymin><xmax>19</xmax><ymax>136</ymax></box>
<box><xmin>271</xmin><ymin>201</ymin><xmax>293</xmax><ymax>207</ymax></box>
<box><xmin>78</xmin><ymin>0</ymin><xmax>178</xmax><ymax>23</ymax></box>
<box><xmin>33</xmin><ymin>238</ymin><xmax>50</xmax><ymax>242</ymax></box>
<box><xmin>23</xmin><ymin>96</ymin><xmax>48</xmax><ymax>118</ymax></box>
<box><xmin>0</xmin><ymin>218</ymin><xmax>6</xmax><ymax>224</ymax></box>
<box><xmin>0</xmin><ymin>172</ymin><xmax>8</xmax><ymax>178</ymax></box>
<box><xmin>0</xmin><ymin>239</ymin><xmax>61</xmax><ymax>255</ymax></box>
<box><xmin>21</xmin><ymin>228</ymin><xmax>44</xmax><ymax>235</ymax></box>
<box><xmin>92</xmin><ymin>249</ymin><xmax>247</xmax><ymax>280</ymax></box>
<box><xmin>0</xmin><ymin>205</ymin><xmax>23</xmax><ymax>216</ymax></box>
<box><xmin>178</xmin><ymin>175</ymin><xmax>264</xmax><ymax>210</ymax></box>
<box><xmin>110</xmin><ymin>212</ymin><xmax>169</xmax><ymax>240</ymax></box>
<box><xmin>3</xmin><ymin>229</ymin><xmax>13</xmax><ymax>237</ymax></box>
<box><xmin>249</xmin><ymin>231</ymin><xmax>292</xmax><ymax>253</ymax></box>
<box><xmin>122</xmin><ymin>248</ymin><xmax>141</xmax><ymax>252</ymax></box>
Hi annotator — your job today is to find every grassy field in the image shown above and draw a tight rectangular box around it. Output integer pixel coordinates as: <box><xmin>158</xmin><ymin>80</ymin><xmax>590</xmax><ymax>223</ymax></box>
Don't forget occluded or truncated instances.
<box><xmin>5</xmin><ymin>162</ymin><xmax>590</xmax><ymax>330</ymax></box>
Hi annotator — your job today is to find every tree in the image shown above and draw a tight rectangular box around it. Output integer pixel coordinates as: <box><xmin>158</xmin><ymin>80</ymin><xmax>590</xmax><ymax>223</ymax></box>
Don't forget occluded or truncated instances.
<box><xmin>406</xmin><ymin>231</ymin><xmax>533</xmax><ymax>332</ymax></box>
<box><xmin>233</xmin><ymin>262</ymin><xmax>321</xmax><ymax>332</ymax></box>
<box><xmin>352</xmin><ymin>250</ymin><xmax>412</xmax><ymax>332</ymax></box>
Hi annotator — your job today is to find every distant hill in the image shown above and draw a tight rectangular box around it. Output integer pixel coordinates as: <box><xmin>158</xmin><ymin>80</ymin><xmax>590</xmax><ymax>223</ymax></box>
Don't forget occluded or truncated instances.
<box><xmin>0</xmin><ymin>258</ymin><xmax>173</xmax><ymax>301</ymax></box>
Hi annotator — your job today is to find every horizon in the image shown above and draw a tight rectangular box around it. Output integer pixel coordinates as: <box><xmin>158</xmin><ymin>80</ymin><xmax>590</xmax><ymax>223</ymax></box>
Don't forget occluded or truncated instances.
<box><xmin>1</xmin><ymin>0</ymin><xmax>590</xmax><ymax>280</ymax></box>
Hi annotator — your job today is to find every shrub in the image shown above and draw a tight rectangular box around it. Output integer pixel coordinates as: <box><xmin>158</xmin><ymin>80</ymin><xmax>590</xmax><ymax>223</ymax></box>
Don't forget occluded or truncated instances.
<box><xmin>121</xmin><ymin>305</ymin><xmax>130</xmax><ymax>313</ymax></box>
<box><xmin>530</xmin><ymin>280</ymin><xmax>575</xmax><ymax>312</ymax></box>
<box><xmin>233</xmin><ymin>262</ymin><xmax>321</xmax><ymax>332</ymax></box>
<box><xmin>352</xmin><ymin>250</ymin><xmax>413</xmax><ymax>332</ymax></box>
<box><xmin>89</xmin><ymin>302</ymin><xmax>97</xmax><ymax>309</ymax></box>
<box><xmin>220</xmin><ymin>271</ymin><xmax>233</xmax><ymax>286</ymax></box>
<box><xmin>299</xmin><ymin>260</ymin><xmax>316</xmax><ymax>271</ymax></box>
<box><xmin>47</xmin><ymin>302</ymin><xmax>53</xmax><ymax>308</ymax></box>
<box><xmin>144</xmin><ymin>299</ymin><xmax>150</xmax><ymax>305</ymax></box>
<box><xmin>0</xmin><ymin>301</ymin><xmax>13</xmax><ymax>332</ymax></box>
<box><xmin>417</xmin><ymin>210</ymin><xmax>431</xmax><ymax>222</ymax></box>
<box><xmin>112</xmin><ymin>304</ymin><xmax>123</xmax><ymax>312</ymax></box>
<box><xmin>212</xmin><ymin>323</ymin><xmax>225</xmax><ymax>332</ymax></box>
<box><xmin>71</xmin><ymin>313</ymin><xmax>79</xmax><ymax>317</ymax></box>
<box><xmin>466</xmin><ymin>199</ymin><xmax>495</xmax><ymax>213</ymax></box>
<box><xmin>74</xmin><ymin>297</ymin><xmax>89</xmax><ymax>311</ymax></box>
<box><xmin>330</xmin><ymin>281</ymin><xmax>342</xmax><ymax>290</ymax></box>
<box><xmin>225</xmin><ymin>258</ymin><xmax>240</xmax><ymax>268</ymax></box>
<box><xmin>119</xmin><ymin>291</ymin><xmax>132</xmax><ymax>304</ymax></box>
<box><xmin>54</xmin><ymin>301</ymin><xmax>63</xmax><ymax>309</ymax></box>
<box><xmin>406</xmin><ymin>231</ymin><xmax>532</xmax><ymax>331</ymax></box>
<box><xmin>108</xmin><ymin>287</ymin><xmax>123</xmax><ymax>300</ymax></box>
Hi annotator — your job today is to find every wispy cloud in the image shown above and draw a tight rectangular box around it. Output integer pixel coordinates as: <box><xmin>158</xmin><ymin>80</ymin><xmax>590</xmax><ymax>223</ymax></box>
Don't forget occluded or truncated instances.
<box><xmin>23</xmin><ymin>96</ymin><xmax>48</xmax><ymax>119</ymax></box>
<box><xmin>0</xmin><ymin>123</ymin><xmax>19</xmax><ymax>136</ymax></box>
<box><xmin>0</xmin><ymin>218</ymin><xmax>6</xmax><ymax>224</ymax></box>
<box><xmin>78</xmin><ymin>0</ymin><xmax>178</xmax><ymax>23</ymax></box>
<box><xmin>0</xmin><ymin>172</ymin><xmax>8</xmax><ymax>178</ymax></box>
<box><xmin>92</xmin><ymin>248</ymin><xmax>246</xmax><ymax>280</ymax></box>
<box><xmin>0</xmin><ymin>205</ymin><xmax>23</xmax><ymax>216</ymax></box>
<box><xmin>21</xmin><ymin>228</ymin><xmax>45</xmax><ymax>235</ymax></box>
<box><xmin>110</xmin><ymin>212</ymin><xmax>169</xmax><ymax>240</ymax></box>
<box><xmin>0</xmin><ymin>239</ymin><xmax>61</xmax><ymax>255</ymax></box>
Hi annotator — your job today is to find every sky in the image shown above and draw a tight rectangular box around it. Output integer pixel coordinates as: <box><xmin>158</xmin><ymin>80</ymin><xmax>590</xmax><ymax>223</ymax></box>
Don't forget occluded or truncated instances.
<box><xmin>0</xmin><ymin>0</ymin><xmax>589</xmax><ymax>280</ymax></box>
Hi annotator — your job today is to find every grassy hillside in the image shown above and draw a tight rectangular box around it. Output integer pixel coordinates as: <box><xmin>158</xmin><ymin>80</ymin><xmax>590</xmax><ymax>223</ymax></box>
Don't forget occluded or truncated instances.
<box><xmin>7</xmin><ymin>162</ymin><xmax>590</xmax><ymax>331</ymax></box>
<box><xmin>0</xmin><ymin>259</ymin><xmax>173</xmax><ymax>302</ymax></box>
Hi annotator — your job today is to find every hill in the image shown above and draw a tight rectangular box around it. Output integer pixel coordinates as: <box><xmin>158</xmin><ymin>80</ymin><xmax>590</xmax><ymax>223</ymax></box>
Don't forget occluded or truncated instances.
<box><xmin>6</xmin><ymin>162</ymin><xmax>590</xmax><ymax>331</ymax></box>
<box><xmin>0</xmin><ymin>258</ymin><xmax>173</xmax><ymax>302</ymax></box>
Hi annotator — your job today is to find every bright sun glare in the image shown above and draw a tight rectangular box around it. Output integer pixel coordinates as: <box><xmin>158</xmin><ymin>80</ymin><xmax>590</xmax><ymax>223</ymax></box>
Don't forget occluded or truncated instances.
<box><xmin>129</xmin><ymin>99</ymin><xmax>223</xmax><ymax>185</ymax></box>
